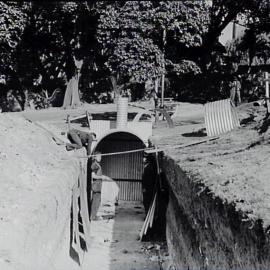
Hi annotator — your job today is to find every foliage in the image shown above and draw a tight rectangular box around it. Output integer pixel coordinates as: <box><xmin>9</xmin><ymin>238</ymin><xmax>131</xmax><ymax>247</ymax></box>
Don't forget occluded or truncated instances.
<box><xmin>225</xmin><ymin>0</ymin><xmax>270</xmax><ymax>66</ymax></box>
<box><xmin>0</xmin><ymin>2</ymin><xmax>26</xmax><ymax>72</ymax></box>
<box><xmin>107</xmin><ymin>37</ymin><xmax>164</xmax><ymax>83</ymax></box>
<box><xmin>168</xmin><ymin>60</ymin><xmax>202</xmax><ymax>76</ymax></box>
<box><xmin>1</xmin><ymin>2</ymin><xmax>98</xmax><ymax>98</ymax></box>
<box><xmin>1</xmin><ymin>0</ymin><xmax>269</xmax><ymax>109</ymax></box>
<box><xmin>96</xmin><ymin>1</ymin><xmax>209</xmax><ymax>87</ymax></box>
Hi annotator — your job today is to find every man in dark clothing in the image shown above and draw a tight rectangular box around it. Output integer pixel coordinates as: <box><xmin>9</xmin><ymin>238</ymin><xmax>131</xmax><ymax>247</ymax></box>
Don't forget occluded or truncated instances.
<box><xmin>142</xmin><ymin>154</ymin><xmax>157</xmax><ymax>214</ymax></box>
<box><xmin>66</xmin><ymin>129</ymin><xmax>96</xmax><ymax>155</ymax></box>
<box><xmin>230</xmin><ymin>76</ymin><xmax>241</xmax><ymax>106</ymax></box>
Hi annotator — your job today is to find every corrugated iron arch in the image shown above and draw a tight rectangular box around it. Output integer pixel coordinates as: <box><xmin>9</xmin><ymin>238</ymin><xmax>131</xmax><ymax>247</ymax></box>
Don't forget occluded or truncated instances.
<box><xmin>91</xmin><ymin>129</ymin><xmax>146</xmax><ymax>201</ymax></box>
<box><xmin>91</xmin><ymin>129</ymin><xmax>147</xmax><ymax>154</ymax></box>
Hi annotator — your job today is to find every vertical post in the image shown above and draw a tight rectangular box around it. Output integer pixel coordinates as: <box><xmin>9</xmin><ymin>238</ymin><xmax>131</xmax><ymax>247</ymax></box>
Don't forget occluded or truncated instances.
<box><xmin>116</xmin><ymin>96</ymin><xmax>128</xmax><ymax>129</ymax></box>
<box><xmin>161</xmin><ymin>29</ymin><xmax>166</xmax><ymax>108</ymax></box>
<box><xmin>161</xmin><ymin>75</ymin><xmax>165</xmax><ymax>108</ymax></box>
<box><xmin>154</xmin><ymin>78</ymin><xmax>159</xmax><ymax>122</ymax></box>
<box><xmin>232</xmin><ymin>20</ymin><xmax>237</xmax><ymax>39</ymax></box>
<box><xmin>265</xmin><ymin>72</ymin><xmax>270</xmax><ymax>114</ymax></box>
<box><xmin>154</xmin><ymin>78</ymin><xmax>159</xmax><ymax>94</ymax></box>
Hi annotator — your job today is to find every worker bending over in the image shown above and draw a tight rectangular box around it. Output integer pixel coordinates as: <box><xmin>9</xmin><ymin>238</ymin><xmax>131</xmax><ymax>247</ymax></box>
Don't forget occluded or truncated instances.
<box><xmin>66</xmin><ymin>129</ymin><xmax>96</xmax><ymax>155</ymax></box>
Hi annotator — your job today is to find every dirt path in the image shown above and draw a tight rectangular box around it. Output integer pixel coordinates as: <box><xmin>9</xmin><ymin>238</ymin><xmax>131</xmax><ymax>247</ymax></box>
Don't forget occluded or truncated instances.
<box><xmin>82</xmin><ymin>201</ymin><xmax>164</xmax><ymax>270</ymax></box>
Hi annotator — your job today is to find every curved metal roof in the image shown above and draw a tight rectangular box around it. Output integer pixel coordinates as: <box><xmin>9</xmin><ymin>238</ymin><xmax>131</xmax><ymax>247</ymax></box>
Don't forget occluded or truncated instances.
<box><xmin>91</xmin><ymin>128</ymin><xmax>147</xmax><ymax>154</ymax></box>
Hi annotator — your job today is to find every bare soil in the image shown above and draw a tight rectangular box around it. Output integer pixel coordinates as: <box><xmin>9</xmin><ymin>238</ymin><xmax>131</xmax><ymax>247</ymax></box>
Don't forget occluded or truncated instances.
<box><xmin>83</xmin><ymin>201</ymin><xmax>168</xmax><ymax>270</ymax></box>
<box><xmin>153</xmin><ymin>102</ymin><xmax>270</xmax><ymax>228</ymax></box>
<box><xmin>1</xmin><ymin>100</ymin><xmax>269</xmax><ymax>269</ymax></box>
<box><xmin>0</xmin><ymin>102</ymin><xmax>168</xmax><ymax>270</ymax></box>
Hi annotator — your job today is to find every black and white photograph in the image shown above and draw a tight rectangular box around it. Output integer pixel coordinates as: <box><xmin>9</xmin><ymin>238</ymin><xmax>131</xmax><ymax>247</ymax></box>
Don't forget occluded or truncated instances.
<box><xmin>0</xmin><ymin>1</ymin><xmax>270</xmax><ymax>269</ymax></box>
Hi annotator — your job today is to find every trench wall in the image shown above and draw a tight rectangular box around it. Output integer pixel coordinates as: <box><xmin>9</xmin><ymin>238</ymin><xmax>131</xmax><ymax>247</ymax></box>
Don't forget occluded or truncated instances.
<box><xmin>162</xmin><ymin>155</ymin><xmax>270</xmax><ymax>270</ymax></box>
<box><xmin>0</xmin><ymin>115</ymin><xmax>85</xmax><ymax>270</ymax></box>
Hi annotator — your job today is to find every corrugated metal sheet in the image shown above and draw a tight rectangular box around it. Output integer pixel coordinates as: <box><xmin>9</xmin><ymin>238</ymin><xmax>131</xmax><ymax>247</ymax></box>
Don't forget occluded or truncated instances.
<box><xmin>90</xmin><ymin>120</ymin><xmax>152</xmax><ymax>144</ymax></box>
<box><xmin>96</xmin><ymin>132</ymin><xmax>144</xmax><ymax>201</ymax></box>
<box><xmin>116</xmin><ymin>97</ymin><xmax>128</xmax><ymax>128</ymax></box>
<box><xmin>116</xmin><ymin>180</ymin><xmax>142</xmax><ymax>201</ymax></box>
<box><xmin>100</xmin><ymin>141</ymin><xmax>144</xmax><ymax>180</ymax></box>
<box><xmin>205</xmin><ymin>99</ymin><xmax>240</xmax><ymax>137</ymax></box>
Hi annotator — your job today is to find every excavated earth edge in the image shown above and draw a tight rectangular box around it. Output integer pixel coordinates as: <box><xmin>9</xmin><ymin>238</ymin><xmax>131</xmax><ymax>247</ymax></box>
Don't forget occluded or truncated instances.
<box><xmin>162</xmin><ymin>155</ymin><xmax>270</xmax><ymax>270</ymax></box>
<box><xmin>153</xmin><ymin>103</ymin><xmax>270</xmax><ymax>269</ymax></box>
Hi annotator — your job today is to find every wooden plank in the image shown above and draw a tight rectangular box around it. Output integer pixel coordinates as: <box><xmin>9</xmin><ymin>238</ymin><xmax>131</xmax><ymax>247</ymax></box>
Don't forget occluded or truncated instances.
<box><xmin>265</xmin><ymin>72</ymin><xmax>270</xmax><ymax>114</ymax></box>
<box><xmin>155</xmin><ymin>108</ymin><xmax>174</xmax><ymax>128</ymax></box>
<box><xmin>69</xmin><ymin>114</ymin><xmax>87</xmax><ymax>122</ymax></box>
<box><xmin>86</xmin><ymin>111</ymin><xmax>92</xmax><ymax>131</ymax></box>
<box><xmin>145</xmin><ymin>137</ymin><xmax>219</xmax><ymax>154</ymax></box>
<box><xmin>139</xmin><ymin>192</ymin><xmax>157</xmax><ymax>240</ymax></box>
<box><xmin>72</xmin><ymin>183</ymin><xmax>83</xmax><ymax>261</ymax></box>
<box><xmin>143</xmin><ymin>193</ymin><xmax>157</xmax><ymax>235</ymax></box>
<box><xmin>149</xmin><ymin>193</ymin><xmax>157</xmax><ymax>228</ymax></box>
<box><xmin>78</xmin><ymin>160</ymin><xmax>91</xmax><ymax>246</ymax></box>
<box><xmin>139</xmin><ymin>198</ymin><xmax>153</xmax><ymax>240</ymax></box>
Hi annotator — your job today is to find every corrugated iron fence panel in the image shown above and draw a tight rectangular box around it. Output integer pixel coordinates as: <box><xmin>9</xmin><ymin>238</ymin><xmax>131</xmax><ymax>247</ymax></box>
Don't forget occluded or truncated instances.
<box><xmin>98</xmin><ymin>138</ymin><xmax>144</xmax><ymax>201</ymax></box>
<box><xmin>205</xmin><ymin>99</ymin><xmax>240</xmax><ymax>137</ymax></box>
<box><xmin>116</xmin><ymin>180</ymin><xmax>143</xmax><ymax>201</ymax></box>
<box><xmin>101</xmin><ymin>141</ymin><xmax>144</xmax><ymax>180</ymax></box>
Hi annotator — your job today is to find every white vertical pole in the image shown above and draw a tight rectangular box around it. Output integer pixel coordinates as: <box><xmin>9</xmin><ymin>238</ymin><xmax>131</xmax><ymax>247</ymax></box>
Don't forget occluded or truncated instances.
<box><xmin>154</xmin><ymin>78</ymin><xmax>159</xmax><ymax>94</ymax></box>
<box><xmin>161</xmin><ymin>74</ymin><xmax>165</xmax><ymax>108</ymax></box>
<box><xmin>161</xmin><ymin>28</ymin><xmax>166</xmax><ymax>108</ymax></box>
<box><xmin>265</xmin><ymin>72</ymin><xmax>270</xmax><ymax>114</ymax></box>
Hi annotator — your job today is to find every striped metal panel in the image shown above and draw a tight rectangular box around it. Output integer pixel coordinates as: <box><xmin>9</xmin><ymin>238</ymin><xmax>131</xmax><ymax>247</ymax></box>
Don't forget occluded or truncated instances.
<box><xmin>205</xmin><ymin>99</ymin><xmax>240</xmax><ymax>137</ymax></box>
<box><xmin>116</xmin><ymin>180</ymin><xmax>143</xmax><ymax>201</ymax></box>
<box><xmin>116</xmin><ymin>97</ymin><xmax>128</xmax><ymax>128</ymax></box>
<box><xmin>100</xmin><ymin>141</ymin><xmax>144</xmax><ymax>180</ymax></box>
<box><xmin>96</xmin><ymin>133</ymin><xmax>144</xmax><ymax>201</ymax></box>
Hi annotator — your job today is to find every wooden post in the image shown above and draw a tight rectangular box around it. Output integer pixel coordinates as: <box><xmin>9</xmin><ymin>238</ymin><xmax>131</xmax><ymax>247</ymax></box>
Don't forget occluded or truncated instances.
<box><xmin>232</xmin><ymin>20</ymin><xmax>237</xmax><ymax>39</ymax></box>
<box><xmin>161</xmin><ymin>74</ymin><xmax>165</xmax><ymax>108</ymax></box>
<box><xmin>62</xmin><ymin>58</ymin><xmax>83</xmax><ymax>109</ymax></box>
<box><xmin>154</xmin><ymin>78</ymin><xmax>159</xmax><ymax>94</ymax></box>
<box><xmin>265</xmin><ymin>72</ymin><xmax>270</xmax><ymax>114</ymax></box>
<box><xmin>161</xmin><ymin>28</ymin><xmax>166</xmax><ymax>108</ymax></box>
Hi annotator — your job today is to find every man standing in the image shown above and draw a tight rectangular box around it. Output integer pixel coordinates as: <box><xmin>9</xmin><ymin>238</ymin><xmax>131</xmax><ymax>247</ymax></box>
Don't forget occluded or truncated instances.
<box><xmin>90</xmin><ymin>152</ymin><xmax>103</xmax><ymax>220</ymax></box>
<box><xmin>90</xmin><ymin>152</ymin><xmax>119</xmax><ymax>220</ymax></box>
<box><xmin>141</xmin><ymin>153</ymin><xmax>157</xmax><ymax>214</ymax></box>
<box><xmin>230</xmin><ymin>76</ymin><xmax>241</xmax><ymax>106</ymax></box>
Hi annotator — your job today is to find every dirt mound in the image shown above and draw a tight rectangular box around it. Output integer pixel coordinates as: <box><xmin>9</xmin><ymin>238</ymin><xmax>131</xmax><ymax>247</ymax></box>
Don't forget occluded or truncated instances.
<box><xmin>0</xmin><ymin>114</ymin><xmax>80</xmax><ymax>270</ymax></box>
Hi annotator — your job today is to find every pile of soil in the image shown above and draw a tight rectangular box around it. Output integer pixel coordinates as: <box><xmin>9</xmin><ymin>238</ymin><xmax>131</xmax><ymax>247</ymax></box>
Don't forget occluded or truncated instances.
<box><xmin>0</xmin><ymin>114</ymin><xmax>80</xmax><ymax>270</ymax></box>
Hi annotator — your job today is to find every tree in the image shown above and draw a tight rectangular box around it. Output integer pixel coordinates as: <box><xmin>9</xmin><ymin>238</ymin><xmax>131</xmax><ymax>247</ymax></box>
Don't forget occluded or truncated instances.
<box><xmin>1</xmin><ymin>2</ymin><xmax>99</xmax><ymax>109</ymax></box>
<box><xmin>0</xmin><ymin>2</ymin><xmax>26</xmax><ymax>75</ymax></box>
<box><xmin>96</xmin><ymin>1</ymin><xmax>210</xmax><ymax>99</ymax></box>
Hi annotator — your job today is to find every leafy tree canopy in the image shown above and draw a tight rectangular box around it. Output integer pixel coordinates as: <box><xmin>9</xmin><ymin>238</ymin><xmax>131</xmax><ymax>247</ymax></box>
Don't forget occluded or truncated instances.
<box><xmin>0</xmin><ymin>2</ymin><xmax>26</xmax><ymax>72</ymax></box>
<box><xmin>96</xmin><ymin>1</ymin><xmax>209</xmax><ymax>85</ymax></box>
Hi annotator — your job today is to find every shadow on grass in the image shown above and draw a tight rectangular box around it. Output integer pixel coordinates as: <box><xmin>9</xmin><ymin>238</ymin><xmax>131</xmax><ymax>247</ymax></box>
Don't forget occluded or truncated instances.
<box><xmin>182</xmin><ymin>128</ymin><xmax>207</xmax><ymax>137</ymax></box>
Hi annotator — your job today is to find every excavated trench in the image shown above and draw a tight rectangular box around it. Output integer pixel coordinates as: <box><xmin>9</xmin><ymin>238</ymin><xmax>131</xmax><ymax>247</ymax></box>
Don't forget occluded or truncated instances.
<box><xmin>160</xmin><ymin>155</ymin><xmax>270</xmax><ymax>270</ymax></box>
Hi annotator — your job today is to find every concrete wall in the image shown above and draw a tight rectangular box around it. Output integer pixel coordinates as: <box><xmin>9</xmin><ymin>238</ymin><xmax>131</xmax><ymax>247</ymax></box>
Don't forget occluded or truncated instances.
<box><xmin>162</xmin><ymin>155</ymin><xmax>270</xmax><ymax>270</ymax></box>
